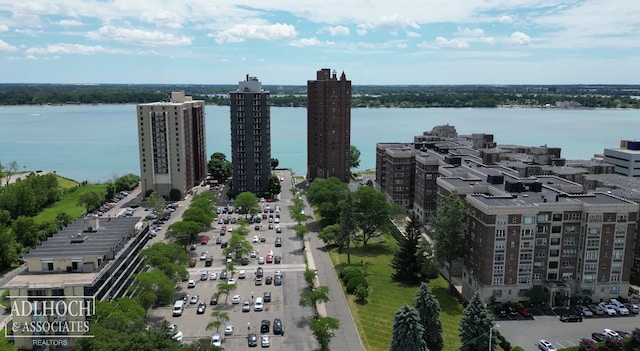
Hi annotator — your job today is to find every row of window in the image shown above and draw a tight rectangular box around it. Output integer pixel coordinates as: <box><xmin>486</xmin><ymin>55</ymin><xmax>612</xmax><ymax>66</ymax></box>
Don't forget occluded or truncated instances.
<box><xmin>496</xmin><ymin>213</ymin><xmax>628</xmax><ymax>225</ymax></box>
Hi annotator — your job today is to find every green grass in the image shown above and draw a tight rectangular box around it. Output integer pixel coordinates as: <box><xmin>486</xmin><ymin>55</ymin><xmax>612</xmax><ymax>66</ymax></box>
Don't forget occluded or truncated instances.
<box><xmin>328</xmin><ymin>237</ymin><xmax>463</xmax><ymax>351</ymax></box>
<box><xmin>32</xmin><ymin>180</ymin><xmax>106</xmax><ymax>224</ymax></box>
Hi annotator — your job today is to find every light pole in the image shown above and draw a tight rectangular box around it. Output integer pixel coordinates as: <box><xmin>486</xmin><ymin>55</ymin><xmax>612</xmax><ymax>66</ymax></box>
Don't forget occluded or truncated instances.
<box><xmin>489</xmin><ymin>323</ymin><xmax>499</xmax><ymax>351</ymax></box>
<box><xmin>248</xmin><ymin>322</ymin><xmax>251</xmax><ymax>333</ymax></box>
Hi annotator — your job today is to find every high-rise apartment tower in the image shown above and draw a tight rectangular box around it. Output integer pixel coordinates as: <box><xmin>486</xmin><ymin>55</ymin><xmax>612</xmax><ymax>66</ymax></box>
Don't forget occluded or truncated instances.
<box><xmin>307</xmin><ymin>68</ymin><xmax>352</xmax><ymax>182</ymax></box>
<box><xmin>229</xmin><ymin>75</ymin><xmax>271</xmax><ymax>195</ymax></box>
<box><xmin>137</xmin><ymin>91</ymin><xmax>206</xmax><ymax>198</ymax></box>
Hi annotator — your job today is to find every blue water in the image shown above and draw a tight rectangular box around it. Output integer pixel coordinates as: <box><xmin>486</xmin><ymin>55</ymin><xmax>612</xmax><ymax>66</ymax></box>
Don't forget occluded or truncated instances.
<box><xmin>0</xmin><ymin>104</ymin><xmax>638</xmax><ymax>183</ymax></box>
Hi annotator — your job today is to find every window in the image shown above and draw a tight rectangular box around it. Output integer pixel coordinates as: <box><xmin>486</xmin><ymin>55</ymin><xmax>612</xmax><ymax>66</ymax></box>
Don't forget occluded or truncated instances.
<box><xmin>563</xmin><ymin>237</ymin><xmax>576</xmax><ymax>246</ymax></box>
<box><xmin>548</xmin><ymin>261</ymin><xmax>559</xmax><ymax>269</ymax></box>
<box><xmin>617</xmin><ymin>214</ymin><xmax>627</xmax><ymax>222</ymax></box>
<box><xmin>586</xmin><ymin>239</ymin><xmax>599</xmax><ymax>248</ymax></box>
<box><xmin>585</xmin><ymin>250</ymin><xmax>599</xmax><ymax>260</ymax></box>
<box><xmin>613</xmin><ymin>250</ymin><xmax>624</xmax><ymax>259</ymax></box>
<box><xmin>562</xmin><ymin>272</ymin><xmax>573</xmax><ymax>280</ymax></box>
<box><xmin>561</xmin><ymin>261</ymin><xmax>575</xmax><ymax>268</ymax></box>
<box><xmin>495</xmin><ymin>241</ymin><xmax>505</xmax><ymax>249</ymax></box>
<box><xmin>517</xmin><ymin>276</ymin><xmax>531</xmax><ymax>284</ymax></box>
<box><xmin>511</xmin><ymin>216</ymin><xmax>518</xmax><ymax>224</ymax></box>
<box><xmin>493</xmin><ymin>265</ymin><xmax>504</xmax><ymax>274</ymax></box>
<box><xmin>551</xmin><ymin>225</ymin><xmax>562</xmax><ymax>234</ymax></box>
<box><xmin>496</xmin><ymin>216</ymin><xmax>507</xmax><ymax>225</ymax></box>
<box><xmin>523</xmin><ymin>216</ymin><xmax>535</xmax><ymax>224</ymax></box>
<box><xmin>614</xmin><ymin>238</ymin><xmax>625</xmax><ymax>247</ymax></box>
<box><xmin>584</xmin><ymin>263</ymin><xmax>597</xmax><ymax>271</ymax></box>
<box><xmin>535</xmin><ymin>249</ymin><xmax>546</xmax><ymax>258</ymax></box>
<box><xmin>519</xmin><ymin>253</ymin><xmax>532</xmax><ymax>261</ymax></box>
<box><xmin>611</xmin><ymin>274</ymin><xmax>621</xmax><ymax>282</ymax></box>
<box><xmin>518</xmin><ymin>264</ymin><xmax>532</xmax><ymax>273</ymax></box>
<box><xmin>537</xmin><ymin>213</ymin><xmax>550</xmax><ymax>222</ymax></box>
<box><xmin>610</xmin><ymin>286</ymin><xmax>620</xmax><ymax>294</ymax></box>
<box><xmin>562</xmin><ymin>249</ymin><xmax>577</xmax><ymax>257</ymax></box>
<box><xmin>533</xmin><ymin>273</ymin><xmax>542</xmax><ymax>280</ymax></box>
<box><xmin>521</xmin><ymin>228</ymin><xmax>533</xmax><ymax>237</ymax></box>
<box><xmin>494</xmin><ymin>253</ymin><xmax>504</xmax><ymax>262</ymax></box>
<box><xmin>611</xmin><ymin>263</ymin><xmax>622</xmax><ymax>272</ymax></box>
<box><xmin>552</xmin><ymin>213</ymin><xmax>563</xmax><ymax>221</ymax></box>
<box><xmin>536</xmin><ymin>238</ymin><xmax>547</xmax><ymax>246</ymax></box>
<box><xmin>589</xmin><ymin>214</ymin><xmax>602</xmax><ymax>222</ymax></box>
<box><xmin>520</xmin><ymin>241</ymin><xmax>533</xmax><ymax>249</ymax></box>
<box><xmin>615</xmin><ymin>227</ymin><xmax>626</xmax><ymax>236</ymax></box>
<box><xmin>565</xmin><ymin>213</ymin><xmax>581</xmax><ymax>221</ymax></box>
<box><xmin>496</xmin><ymin>229</ymin><xmax>506</xmax><ymax>238</ymax></box>
<box><xmin>550</xmin><ymin>237</ymin><xmax>561</xmax><ymax>245</ymax></box>
<box><xmin>588</xmin><ymin>227</ymin><xmax>601</xmax><ymax>236</ymax></box>
<box><xmin>549</xmin><ymin>249</ymin><xmax>559</xmax><ymax>257</ymax></box>
<box><xmin>492</xmin><ymin>277</ymin><xmax>503</xmax><ymax>285</ymax></box>
<box><xmin>492</xmin><ymin>290</ymin><xmax>503</xmax><ymax>297</ymax></box>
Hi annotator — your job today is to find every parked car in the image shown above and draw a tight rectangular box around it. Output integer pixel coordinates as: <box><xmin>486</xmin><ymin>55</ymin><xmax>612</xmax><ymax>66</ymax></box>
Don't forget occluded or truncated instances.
<box><xmin>205</xmin><ymin>257</ymin><xmax>213</xmax><ymax>267</ymax></box>
<box><xmin>210</xmin><ymin>296</ymin><xmax>218</xmax><ymax>305</ymax></box>
<box><xmin>261</xmin><ymin>335</ymin><xmax>270</xmax><ymax>347</ymax></box>
<box><xmin>263</xmin><ymin>291</ymin><xmax>271</xmax><ymax>303</ymax></box>
<box><xmin>260</xmin><ymin>319</ymin><xmax>270</xmax><ymax>333</ymax></box>
<box><xmin>274</xmin><ymin>255</ymin><xmax>281</xmax><ymax>264</ymax></box>
<box><xmin>265</xmin><ymin>276</ymin><xmax>273</xmax><ymax>285</ymax></box>
<box><xmin>232</xmin><ymin>295</ymin><xmax>241</xmax><ymax>304</ymax></box>
<box><xmin>578</xmin><ymin>305</ymin><xmax>593</xmax><ymax>317</ymax></box>
<box><xmin>274</xmin><ymin>275</ymin><xmax>283</xmax><ymax>286</ymax></box>
<box><xmin>275</xmin><ymin>236</ymin><xmax>282</xmax><ymax>246</ymax></box>
<box><xmin>200</xmin><ymin>252</ymin><xmax>208</xmax><ymax>260</ymax></box>
<box><xmin>190</xmin><ymin>294</ymin><xmax>199</xmax><ymax>304</ymax></box>
<box><xmin>624</xmin><ymin>303</ymin><xmax>640</xmax><ymax>314</ymax></box>
<box><xmin>254</xmin><ymin>297</ymin><xmax>264</xmax><ymax>311</ymax></box>
<box><xmin>220</xmin><ymin>270</ymin><xmax>228</xmax><ymax>280</ymax></box>
<box><xmin>559</xmin><ymin>314</ymin><xmax>582</xmax><ymax>322</ymax></box>
<box><xmin>210</xmin><ymin>333</ymin><xmax>221</xmax><ymax>347</ymax></box>
<box><xmin>589</xmin><ymin>304</ymin><xmax>605</xmax><ymax>315</ymax></box>
<box><xmin>242</xmin><ymin>299</ymin><xmax>251</xmax><ymax>312</ymax></box>
<box><xmin>200</xmin><ymin>236</ymin><xmax>209</xmax><ymax>245</ymax></box>
<box><xmin>505</xmin><ymin>305</ymin><xmax>519</xmax><ymax>318</ymax></box>
<box><xmin>224</xmin><ymin>325</ymin><xmax>234</xmax><ymax>336</ymax></box>
<box><xmin>247</xmin><ymin>333</ymin><xmax>258</xmax><ymax>347</ymax></box>
<box><xmin>516</xmin><ymin>306</ymin><xmax>533</xmax><ymax>319</ymax></box>
<box><xmin>591</xmin><ymin>333</ymin><xmax>607</xmax><ymax>342</ymax></box>
<box><xmin>273</xmin><ymin>318</ymin><xmax>283</xmax><ymax>335</ymax></box>
<box><xmin>599</xmin><ymin>303</ymin><xmax>618</xmax><ymax>316</ymax></box>
<box><xmin>200</xmin><ymin>271</ymin><xmax>208</xmax><ymax>281</ymax></box>
<box><xmin>197</xmin><ymin>302</ymin><xmax>206</xmax><ymax>314</ymax></box>
<box><xmin>603</xmin><ymin>329</ymin><xmax>622</xmax><ymax>340</ymax></box>
<box><xmin>538</xmin><ymin>339</ymin><xmax>556</xmax><ymax>351</ymax></box>
<box><xmin>187</xmin><ymin>279</ymin><xmax>196</xmax><ymax>288</ymax></box>
<box><xmin>209</xmin><ymin>272</ymin><xmax>217</xmax><ymax>280</ymax></box>
<box><xmin>239</xmin><ymin>270</ymin><xmax>246</xmax><ymax>279</ymax></box>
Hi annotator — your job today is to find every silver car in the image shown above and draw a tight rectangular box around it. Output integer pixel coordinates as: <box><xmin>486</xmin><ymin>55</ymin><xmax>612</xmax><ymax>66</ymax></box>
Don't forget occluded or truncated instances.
<box><xmin>242</xmin><ymin>299</ymin><xmax>251</xmax><ymax>312</ymax></box>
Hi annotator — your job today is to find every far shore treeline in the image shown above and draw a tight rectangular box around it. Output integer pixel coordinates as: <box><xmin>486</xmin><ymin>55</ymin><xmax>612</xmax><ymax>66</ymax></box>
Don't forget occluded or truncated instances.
<box><xmin>1</xmin><ymin>84</ymin><xmax>639</xmax><ymax>108</ymax></box>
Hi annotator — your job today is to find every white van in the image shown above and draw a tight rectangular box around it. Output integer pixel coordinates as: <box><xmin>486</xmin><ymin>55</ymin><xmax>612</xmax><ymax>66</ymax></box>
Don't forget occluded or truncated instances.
<box><xmin>173</xmin><ymin>300</ymin><xmax>185</xmax><ymax>316</ymax></box>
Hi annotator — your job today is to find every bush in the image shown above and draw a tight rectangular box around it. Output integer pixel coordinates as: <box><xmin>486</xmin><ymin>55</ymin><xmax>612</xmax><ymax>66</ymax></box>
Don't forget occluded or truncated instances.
<box><xmin>355</xmin><ymin>284</ymin><xmax>368</xmax><ymax>303</ymax></box>
<box><xmin>339</xmin><ymin>264</ymin><xmax>361</xmax><ymax>278</ymax></box>
<box><xmin>169</xmin><ymin>189</ymin><xmax>181</xmax><ymax>201</ymax></box>
<box><xmin>342</xmin><ymin>270</ymin><xmax>363</xmax><ymax>285</ymax></box>
<box><xmin>346</xmin><ymin>276</ymin><xmax>368</xmax><ymax>294</ymax></box>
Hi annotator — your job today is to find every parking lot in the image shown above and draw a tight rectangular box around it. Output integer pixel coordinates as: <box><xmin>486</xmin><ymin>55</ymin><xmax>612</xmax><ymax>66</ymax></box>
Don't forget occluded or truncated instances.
<box><xmin>150</xmin><ymin>176</ymin><xmax>318</xmax><ymax>350</ymax></box>
<box><xmin>494</xmin><ymin>306</ymin><xmax>639</xmax><ymax>351</ymax></box>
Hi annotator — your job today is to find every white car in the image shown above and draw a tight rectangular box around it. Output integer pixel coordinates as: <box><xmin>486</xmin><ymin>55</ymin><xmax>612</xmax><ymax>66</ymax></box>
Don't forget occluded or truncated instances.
<box><xmin>252</xmin><ymin>235</ymin><xmax>260</xmax><ymax>243</ymax></box>
<box><xmin>258</xmin><ymin>257</ymin><xmax>265</xmax><ymax>264</ymax></box>
<box><xmin>578</xmin><ymin>305</ymin><xmax>593</xmax><ymax>317</ymax></box>
<box><xmin>224</xmin><ymin>325</ymin><xmax>234</xmax><ymax>336</ymax></box>
<box><xmin>190</xmin><ymin>294</ymin><xmax>199</xmax><ymax>304</ymax></box>
<box><xmin>187</xmin><ymin>279</ymin><xmax>197</xmax><ymax>288</ymax></box>
<box><xmin>227</xmin><ymin>277</ymin><xmax>236</xmax><ymax>285</ymax></box>
<box><xmin>210</xmin><ymin>333</ymin><xmax>221</xmax><ymax>346</ymax></box>
<box><xmin>239</xmin><ymin>270</ymin><xmax>246</xmax><ymax>279</ymax></box>
<box><xmin>261</xmin><ymin>334</ymin><xmax>270</xmax><ymax>347</ymax></box>
<box><xmin>599</xmin><ymin>304</ymin><xmax>617</xmax><ymax>316</ymax></box>
<box><xmin>250</xmin><ymin>250</ymin><xmax>258</xmax><ymax>258</ymax></box>
<box><xmin>538</xmin><ymin>339</ymin><xmax>556</xmax><ymax>351</ymax></box>
<box><xmin>613</xmin><ymin>304</ymin><xmax>629</xmax><ymax>315</ymax></box>
<box><xmin>172</xmin><ymin>331</ymin><xmax>183</xmax><ymax>344</ymax></box>
<box><xmin>200</xmin><ymin>252</ymin><xmax>208</xmax><ymax>260</ymax></box>
<box><xmin>603</xmin><ymin>329</ymin><xmax>622</xmax><ymax>340</ymax></box>
<box><xmin>210</xmin><ymin>272</ymin><xmax>218</xmax><ymax>280</ymax></box>
<box><xmin>232</xmin><ymin>295</ymin><xmax>241</xmax><ymax>304</ymax></box>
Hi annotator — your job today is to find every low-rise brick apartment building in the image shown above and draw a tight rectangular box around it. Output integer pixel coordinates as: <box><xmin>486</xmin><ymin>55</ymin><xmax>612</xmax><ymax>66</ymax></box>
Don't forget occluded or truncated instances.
<box><xmin>375</xmin><ymin>125</ymin><xmax>640</xmax><ymax>305</ymax></box>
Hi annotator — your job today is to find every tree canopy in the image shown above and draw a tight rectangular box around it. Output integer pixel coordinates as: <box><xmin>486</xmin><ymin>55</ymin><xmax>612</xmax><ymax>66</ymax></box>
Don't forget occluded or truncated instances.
<box><xmin>414</xmin><ymin>282</ymin><xmax>443</xmax><ymax>351</ymax></box>
<box><xmin>459</xmin><ymin>292</ymin><xmax>497</xmax><ymax>351</ymax></box>
<box><xmin>431</xmin><ymin>191</ymin><xmax>468</xmax><ymax>292</ymax></box>
<box><xmin>388</xmin><ymin>304</ymin><xmax>428</xmax><ymax>351</ymax></box>
<box><xmin>391</xmin><ymin>212</ymin><xmax>423</xmax><ymax>284</ymax></box>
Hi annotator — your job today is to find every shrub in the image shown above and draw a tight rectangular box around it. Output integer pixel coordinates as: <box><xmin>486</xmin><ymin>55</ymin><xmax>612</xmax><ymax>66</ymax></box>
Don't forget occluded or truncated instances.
<box><xmin>340</xmin><ymin>265</ymin><xmax>361</xmax><ymax>279</ymax></box>
<box><xmin>169</xmin><ymin>189</ymin><xmax>181</xmax><ymax>201</ymax></box>
<box><xmin>577</xmin><ymin>338</ymin><xmax>598</xmax><ymax>351</ymax></box>
<box><xmin>342</xmin><ymin>270</ymin><xmax>363</xmax><ymax>285</ymax></box>
<box><xmin>346</xmin><ymin>276</ymin><xmax>368</xmax><ymax>294</ymax></box>
<box><xmin>355</xmin><ymin>284</ymin><xmax>368</xmax><ymax>303</ymax></box>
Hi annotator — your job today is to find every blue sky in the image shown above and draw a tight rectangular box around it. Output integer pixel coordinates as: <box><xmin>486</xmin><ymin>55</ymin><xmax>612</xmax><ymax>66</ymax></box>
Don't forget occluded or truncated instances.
<box><xmin>0</xmin><ymin>0</ymin><xmax>639</xmax><ymax>85</ymax></box>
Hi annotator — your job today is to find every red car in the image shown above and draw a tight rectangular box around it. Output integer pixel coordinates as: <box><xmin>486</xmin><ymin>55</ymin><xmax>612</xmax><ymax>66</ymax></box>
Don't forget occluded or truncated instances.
<box><xmin>266</xmin><ymin>253</ymin><xmax>273</xmax><ymax>263</ymax></box>
<box><xmin>516</xmin><ymin>306</ymin><xmax>532</xmax><ymax>318</ymax></box>
<box><xmin>200</xmin><ymin>236</ymin><xmax>209</xmax><ymax>245</ymax></box>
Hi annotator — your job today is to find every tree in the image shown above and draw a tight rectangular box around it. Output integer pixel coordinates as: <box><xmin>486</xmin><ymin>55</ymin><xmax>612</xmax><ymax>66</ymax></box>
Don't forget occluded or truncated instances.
<box><xmin>603</xmin><ymin>337</ymin><xmax>624</xmax><ymax>351</ymax></box>
<box><xmin>146</xmin><ymin>191</ymin><xmax>166</xmax><ymax>213</ymax></box>
<box><xmin>270</xmin><ymin>158</ymin><xmax>279</xmax><ymax>170</ymax></box>
<box><xmin>391</xmin><ymin>212</ymin><xmax>423</xmax><ymax>284</ymax></box>
<box><xmin>268</xmin><ymin>174</ymin><xmax>282</xmax><ymax>198</ymax></box>
<box><xmin>293</xmin><ymin>224</ymin><xmax>310</xmax><ymax>248</ymax></box>
<box><xmin>55</xmin><ymin>211</ymin><xmax>73</xmax><ymax>229</ymax></box>
<box><xmin>216</xmin><ymin>282</ymin><xmax>237</xmax><ymax>304</ymax></box>
<box><xmin>318</xmin><ymin>223</ymin><xmax>341</xmax><ymax>246</ymax></box>
<box><xmin>165</xmin><ymin>221</ymin><xmax>203</xmax><ymax>247</ymax></box>
<box><xmin>338</xmin><ymin>194</ymin><xmax>357</xmax><ymax>263</ymax></box>
<box><xmin>183</xmin><ymin>339</ymin><xmax>223</xmax><ymax>351</ymax></box>
<box><xmin>182</xmin><ymin>207</ymin><xmax>214</xmax><ymax>230</ymax></box>
<box><xmin>93</xmin><ymin>298</ymin><xmax>146</xmax><ymax>333</ymax></box>
<box><xmin>289</xmin><ymin>197</ymin><xmax>309</xmax><ymax>224</ymax></box>
<box><xmin>414</xmin><ymin>282</ymin><xmax>443</xmax><ymax>351</ymax></box>
<box><xmin>142</xmin><ymin>242</ymin><xmax>189</xmax><ymax>282</ymax></box>
<box><xmin>223</xmin><ymin>231</ymin><xmax>253</xmax><ymax>260</ymax></box>
<box><xmin>310</xmin><ymin>317</ymin><xmax>339</xmax><ymax>351</ymax></box>
<box><xmin>388</xmin><ymin>304</ymin><xmax>427</xmax><ymax>351</ymax></box>
<box><xmin>351</xmin><ymin>186</ymin><xmax>391</xmax><ymax>249</ymax></box>
<box><xmin>431</xmin><ymin>191</ymin><xmax>468</xmax><ymax>292</ymax></box>
<box><xmin>299</xmin><ymin>285</ymin><xmax>330</xmax><ymax>316</ymax></box>
<box><xmin>234</xmin><ymin>192</ymin><xmax>259</xmax><ymax>218</ymax></box>
<box><xmin>128</xmin><ymin>270</ymin><xmax>175</xmax><ymax>309</ymax></box>
<box><xmin>525</xmin><ymin>285</ymin><xmax>549</xmax><ymax>306</ymax></box>
<box><xmin>12</xmin><ymin>215</ymin><xmax>39</xmax><ymax>248</ymax></box>
<box><xmin>206</xmin><ymin>311</ymin><xmax>230</xmax><ymax>334</ymax></box>
<box><xmin>354</xmin><ymin>284</ymin><xmax>368</xmax><ymax>303</ymax></box>
<box><xmin>459</xmin><ymin>291</ymin><xmax>497</xmax><ymax>351</ymax></box>
<box><xmin>306</xmin><ymin>177</ymin><xmax>349</xmax><ymax>227</ymax></box>
<box><xmin>577</xmin><ymin>338</ymin><xmax>598</xmax><ymax>351</ymax></box>
<box><xmin>350</xmin><ymin>145</ymin><xmax>361</xmax><ymax>170</ymax></box>
<box><xmin>77</xmin><ymin>190</ymin><xmax>103</xmax><ymax>213</ymax></box>
<box><xmin>3</xmin><ymin>161</ymin><xmax>19</xmax><ymax>186</ymax></box>
<box><xmin>416</xmin><ymin>237</ymin><xmax>439</xmax><ymax>280</ymax></box>
<box><xmin>207</xmin><ymin>152</ymin><xmax>232</xmax><ymax>184</ymax></box>
<box><xmin>0</xmin><ymin>226</ymin><xmax>20</xmax><ymax>268</ymax></box>
<box><xmin>304</xmin><ymin>267</ymin><xmax>317</xmax><ymax>288</ymax></box>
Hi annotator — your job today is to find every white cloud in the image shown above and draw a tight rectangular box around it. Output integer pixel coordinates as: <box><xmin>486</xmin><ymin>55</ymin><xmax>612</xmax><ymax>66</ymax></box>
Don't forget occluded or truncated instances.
<box><xmin>506</xmin><ymin>32</ymin><xmax>531</xmax><ymax>46</ymax></box>
<box><xmin>289</xmin><ymin>37</ymin><xmax>334</xmax><ymax>48</ymax></box>
<box><xmin>319</xmin><ymin>25</ymin><xmax>349</xmax><ymax>36</ymax></box>
<box><xmin>56</xmin><ymin>19</ymin><xmax>83</xmax><ymax>26</ymax></box>
<box><xmin>356</xmin><ymin>14</ymin><xmax>420</xmax><ymax>35</ymax></box>
<box><xmin>433</xmin><ymin>37</ymin><xmax>469</xmax><ymax>49</ymax></box>
<box><xmin>214</xmin><ymin>23</ymin><xmax>297</xmax><ymax>44</ymax></box>
<box><xmin>406</xmin><ymin>31</ymin><xmax>420</xmax><ymax>38</ymax></box>
<box><xmin>456</xmin><ymin>27</ymin><xmax>484</xmax><ymax>37</ymax></box>
<box><xmin>25</xmin><ymin>43</ymin><xmax>128</xmax><ymax>55</ymax></box>
<box><xmin>498</xmin><ymin>15</ymin><xmax>513</xmax><ymax>24</ymax></box>
<box><xmin>0</xmin><ymin>40</ymin><xmax>19</xmax><ymax>52</ymax></box>
<box><xmin>0</xmin><ymin>24</ymin><xmax>8</xmax><ymax>32</ymax></box>
<box><xmin>86</xmin><ymin>26</ymin><xmax>192</xmax><ymax>46</ymax></box>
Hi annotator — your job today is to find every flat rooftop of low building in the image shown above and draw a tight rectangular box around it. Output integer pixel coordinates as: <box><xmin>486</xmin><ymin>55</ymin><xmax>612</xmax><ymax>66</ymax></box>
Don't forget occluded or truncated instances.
<box><xmin>4</xmin><ymin>272</ymin><xmax>98</xmax><ymax>289</ymax></box>
<box><xmin>23</xmin><ymin>216</ymin><xmax>141</xmax><ymax>259</ymax></box>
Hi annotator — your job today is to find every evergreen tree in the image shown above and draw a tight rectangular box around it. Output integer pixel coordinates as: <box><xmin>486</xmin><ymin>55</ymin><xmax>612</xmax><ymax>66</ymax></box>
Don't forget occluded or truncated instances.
<box><xmin>388</xmin><ymin>304</ymin><xmax>428</xmax><ymax>351</ymax></box>
<box><xmin>414</xmin><ymin>282</ymin><xmax>443</xmax><ymax>351</ymax></box>
<box><xmin>391</xmin><ymin>212</ymin><xmax>423</xmax><ymax>284</ymax></box>
<box><xmin>459</xmin><ymin>292</ymin><xmax>497</xmax><ymax>351</ymax></box>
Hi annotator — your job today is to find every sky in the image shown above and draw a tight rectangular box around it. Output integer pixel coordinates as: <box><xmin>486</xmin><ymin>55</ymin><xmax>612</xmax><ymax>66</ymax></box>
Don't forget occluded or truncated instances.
<box><xmin>0</xmin><ymin>0</ymin><xmax>639</xmax><ymax>85</ymax></box>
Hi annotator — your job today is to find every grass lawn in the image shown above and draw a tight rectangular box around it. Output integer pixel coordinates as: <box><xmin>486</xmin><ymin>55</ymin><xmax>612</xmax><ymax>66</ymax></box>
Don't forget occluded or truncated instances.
<box><xmin>32</xmin><ymin>178</ymin><xmax>106</xmax><ymax>224</ymax></box>
<box><xmin>328</xmin><ymin>236</ymin><xmax>463</xmax><ymax>351</ymax></box>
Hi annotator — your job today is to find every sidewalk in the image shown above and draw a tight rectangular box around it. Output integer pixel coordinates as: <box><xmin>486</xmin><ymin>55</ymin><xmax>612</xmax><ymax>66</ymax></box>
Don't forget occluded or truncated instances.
<box><xmin>303</xmin><ymin>203</ymin><xmax>365</xmax><ymax>351</ymax></box>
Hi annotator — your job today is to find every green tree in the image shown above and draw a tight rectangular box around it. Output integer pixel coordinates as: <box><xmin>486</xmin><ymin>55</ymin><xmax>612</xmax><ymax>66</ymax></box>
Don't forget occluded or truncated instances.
<box><xmin>351</xmin><ymin>185</ymin><xmax>391</xmax><ymax>249</ymax></box>
<box><xmin>304</xmin><ymin>267</ymin><xmax>317</xmax><ymax>288</ymax></box>
<box><xmin>293</xmin><ymin>224</ymin><xmax>310</xmax><ymax>248</ymax></box>
<box><xmin>55</xmin><ymin>211</ymin><xmax>73</xmax><ymax>229</ymax></box>
<box><xmin>92</xmin><ymin>298</ymin><xmax>147</xmax><ymax>333</ymax></box>
<box><xmin>128</xmin><ymin>270</ymin><xmax>175</xmax><ymax>309</ymax></box>
<box><xmin>525</xmin><ymin>285</ymin><xmax>550</xmax><ymax>305</ymax></box>
<box><xmin>388</xmin><ymin>304</ymin><xmax>428</xmax><ymax>351</ymax></box>
<box><xmin>431</xmin><ymin>191</ymin><xmax>468</xmax><ymax>292</ymax></box>
<box><xmin>182</xmin><ymin>207</ymin><xmax>214</xmax><ymax>230</ymax></box>
<box><xmin>206</xmin><ymin>311</ymin><xmax>230</xmax><ymax>333</ymax></box>
<box><xmin>207</xmin><ymin>152</ymin><xmax>232</xmax><ymax>184</ymax></box>
<box><xmin>338</xmin><ymin>194</ymin><xmax>357</xmax><ymax>264</ymax></box>
<box><xmin>391</xmin><ymin>212</ymin><xmax>423</xmax><ymax>284</ymax></box>
<box><xmin>146</xmin><ymin>191</ymin><xmax>166</xmax><ymax>214</ymax></box>
<box><xmin>459</xmin><ymin>292</ymin><xmax>497</xmax><ymax>351</ymax></box>
<box><xmin>306</xmin><ymin>177</ymin><xmax>349</xmax><ymax>227</ymax></box>
<box><xmin>354</xmin><ymin>284</ymin><xmax>369</xmax><ymax>303</ymax></box>
<box><xmin>289</xmin><ymin>197</ymin><xmax>310</xmax><ymax>224</ymax></box>
<box><xmin>270</xmin><ymin>158</ymin><xmax>279</xmax><ymax>170</ymax></box>
<box><xmin>142</xmin><ymin>242</ymin><xmax>189</xmax><ymax>282</ymax></box>
<box><xmin>269</xmin><ymin>174</ymin><xmax>282</xmax><ymax>198</ymax></box>
<box><xmin>77</xmin><ymin>190</ymin><xmax>102</xmax><ymax>213</ymax></box>
<box><xmin>0</xmin><ymin>332</ymin><xmax>17</xmax><ymax>351</ymax></box>
<box><xmin>12</xmin><ymin>215</ymin><xmax>39</xmax><ymax>248</ymax></box>
<box><xmin>0</xmin><ymin>226</ymin><xmax>20</xmax><ymax>268</ymax></box>
<box><xmin>165</xmin><ymin>221</ymin><xmax>202</xmax><ymax>247</ymax></box>
<box><xmin>350</xmin><ymin>145</ymin><xmax>361</xmax><ymax>170</ymax></box>
<box><xmin>310</xmin><ymin>317</ymin><xmax>340</xmax><ymax>351</ymax></box>
<box><xmin>223</xmin><ymin>231</ymin><xmax>253</xmax><ymax>260</ymax></box>
<box><xmin>318</xmin><ymin>223</ymin><xmax>341</xmax><ymax>246</ymax></box>
<box><xmin>299</xmin><ymin>286</ymin><xmax>330</xmax><ymax>316</ymax></box>
<box><xmin>216</xmin><ymin>282</ymin><xmax>237</xmax><ymax>304</ymax></box>
<box><xmin>414</xmin><ymin>282</ymin><xmax>443</xmax><ymax>351</ymax></box>
<box><xmin>604</xmin><ymin>337</ymin><xmax>624</xmax><ymax>351</ymax></box>
<box><xmin>234</xmin><ymin>192</ymin><xmax>260</xmax><ymax>219</ymax></box>
<box><xmin>416</xmin><ymin>237</ymin><xmax>439</xmax><ymax>280</ymax></box>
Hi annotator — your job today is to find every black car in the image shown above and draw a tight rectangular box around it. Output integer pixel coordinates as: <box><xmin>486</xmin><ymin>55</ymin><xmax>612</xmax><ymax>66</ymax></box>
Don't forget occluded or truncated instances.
<box><xmin>196</xmin><ymin>302</ymin><xmax>206</xmax><ymax>314</ymax></box>
<box><xmin>210</xmin><ymin>296</ymin><xmax>218</xmax><ymax>305</ymax></box>
<box><xmin>256</xmin><ymin>267</ymin><xmax>264</xmax><ymax>278</ymax></box>
<box><xmin>274</xmin><ymin>275</ymin><xmax>283</xmax><ymax>286</ymax></box>
<box><xmin>559</xmin><ymin>314</ymin><xmax>582</xmax><ymax>322</ymax></box>
<box><xmin>263</xmin><ymin>291</ymin><xmax>271</xmax><ymax>303</ymax></box>
<box><xmin>260</xmin><ymin>319</ymin><xmax>270</xmax><ymax>333</ymax></box>
<box><xmin>505</xmin><ymin>305</ymin><xmax>519</xmax><ymax>317</ymax></box>
<box><xmin>216</xmin><ymin>236</ymin><xmax>222</xmax><ymax>245</ymax></box>
<box><xmin>220</xmin><ymin>241</ymin><xmax>228</xmax><ymax>248</ymax></box>
<box><xmin>275</xmin><ymin>237</ymin><xmax>282</xmax><ymax>247</ymax></box>
<box><xmin>190</xmin><ymin>243</ymin><xmax>197</xmax><ymax>250</ymax></box>
<box><xmin>273</xmin><ymin>318</ymin><xmax>283</xmax><ymax>335</ymax></box>
<box><xmin>220</xmin><ymin>271</ymin><xmax>228</xmax><ymax>280</ymax></box>
<box><xmin>274</xmin><ymin>255</ymin><xmax>281</xmax><ymax>264</ymax></box>
<box><xmin>592</xmin><ymin>333</ymin><xmax>607</xmax><ymax>342</ymax></box>
<box><xmin>248</xmin><ymin>333</ymin><xmax>258</xmax><ymax>347</ymax></box>
<box><xmin>241</xmin><ymin>257</ymin><xmax>249</xmax><ymax>265</ymax></box>
<box><xmin>265</xmin><ymin>276</ymin><xmax>273</xmax><ymax>285</ymax></box>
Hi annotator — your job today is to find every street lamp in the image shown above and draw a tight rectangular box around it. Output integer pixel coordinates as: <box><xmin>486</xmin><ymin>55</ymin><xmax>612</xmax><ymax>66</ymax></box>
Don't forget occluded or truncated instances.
<box><xmin>247</xmin><ymin>322</ymin><xmax>251</xmax><ymax>333</ymax></box>
<box><xmin>489</xmin><ymin>324</ymin><xmax>500</xmax><ymax>351</ymax></box>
